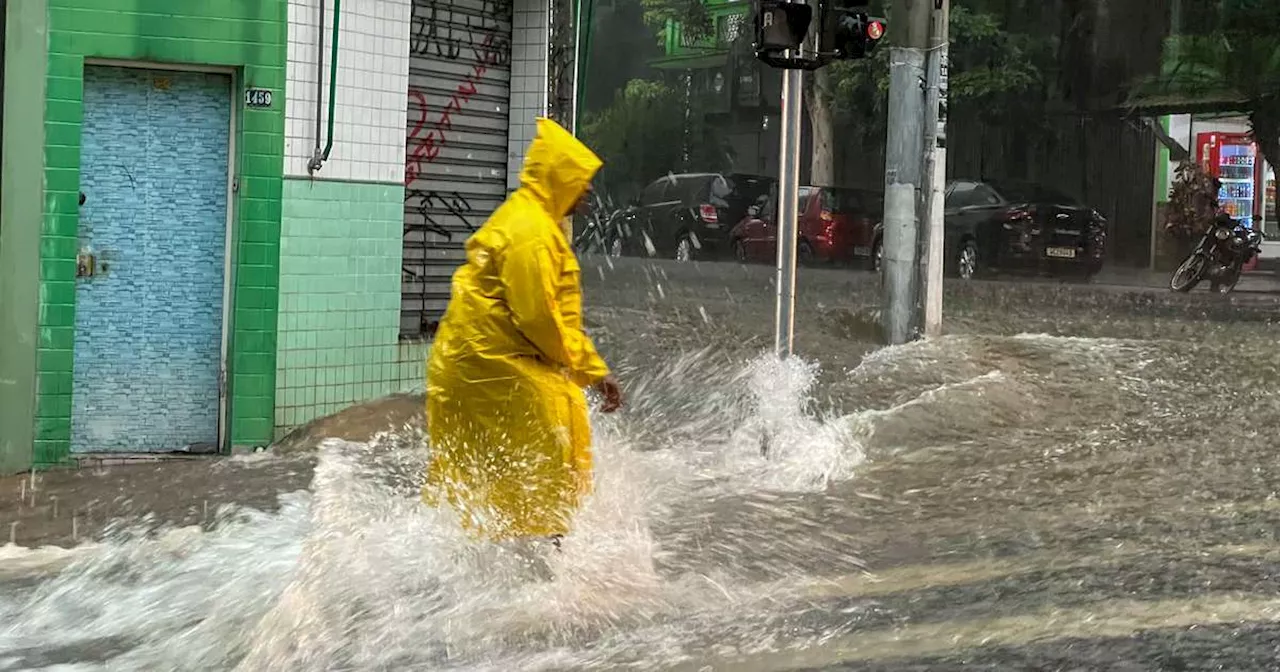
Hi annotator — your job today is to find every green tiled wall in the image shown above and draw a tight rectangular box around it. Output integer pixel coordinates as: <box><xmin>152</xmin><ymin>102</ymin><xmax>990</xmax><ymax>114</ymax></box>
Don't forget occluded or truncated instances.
<box><xmin>276</xmin><ymin>179</ymin><xmax>425</xmax><ymax>436</ymax></box>
<box><xmin>0</xmin><ymin>0</ymin><xmax>50</xmax><ymax>474</ymax></box>
<box><xmin>35</xmin><ymin>0</ymin><xmax>287</xmax><ymax>465</ymax></box>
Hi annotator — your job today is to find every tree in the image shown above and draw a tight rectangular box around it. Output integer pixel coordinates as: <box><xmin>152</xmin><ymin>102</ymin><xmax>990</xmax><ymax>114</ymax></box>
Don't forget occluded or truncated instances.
<box><xmin>640</xmin><ymin>0</ymin><xmax>713</xmax><ymax>40</ymax></box>
<box><xmin>580</xmin><ymin>79</ymin><xmax>731</xmax><ymax>200</ymax></box>
<box><xmin>1145</xmin><ymin>0</ymin><xmax>1280</xmax><ymax>174</ymax></box>
<box><xmin>828</xmin><ymin>4</ymin><xmax>1049</xmax><ymax>149</ymax></box>
<box><xmin>579</xmin><ymin>0</ymin><xmax>666</xmax><ymax>117</ymax></box>
<box><xmin>1165</xmin><ymin>160</ymin><xmax>1219</xmax><ymax>238</ymax></box>
<box><xmin>639</xmin><ymin>0</ymin><xmax>847</xmax><ymax>184</ymax></box>
<box><xmin>808</xmin><ymin>68</ymin><xmax>838</xmax><ymax>186</ymax></box>
<box><xmin>630</xmin><ymin>0</ymin><xmax>1049</xmax><ymax>184</ymax></box>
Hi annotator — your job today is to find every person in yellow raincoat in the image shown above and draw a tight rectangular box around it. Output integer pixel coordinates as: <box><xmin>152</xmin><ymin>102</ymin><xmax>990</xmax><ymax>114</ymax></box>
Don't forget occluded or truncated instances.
<box><xmin>423</xmin><ymin>117</ymin><xmax>623</xmax><ymax>543</ymax></box>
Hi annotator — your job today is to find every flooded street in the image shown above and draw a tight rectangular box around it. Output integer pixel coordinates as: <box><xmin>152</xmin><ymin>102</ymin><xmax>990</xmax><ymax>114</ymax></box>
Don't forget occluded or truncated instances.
<box><xmin>4</xmin><ymin>258</ymin><xmax>1280</xmax><ymax>670</ymax></box>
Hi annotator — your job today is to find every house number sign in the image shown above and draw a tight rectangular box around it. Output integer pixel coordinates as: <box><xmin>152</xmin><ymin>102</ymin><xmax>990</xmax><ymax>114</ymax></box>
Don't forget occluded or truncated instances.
<box><xmin>245</xmin><ymin>88</ymin><xmax>273</xmax><ymax>108</ymax></box>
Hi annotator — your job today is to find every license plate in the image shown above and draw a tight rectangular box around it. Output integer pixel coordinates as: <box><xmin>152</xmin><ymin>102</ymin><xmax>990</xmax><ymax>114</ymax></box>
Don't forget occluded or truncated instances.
<box><xmin>1045</xmin><ymin>247</ymin><xmax>1076</xmax><ymax>259</ymax></box>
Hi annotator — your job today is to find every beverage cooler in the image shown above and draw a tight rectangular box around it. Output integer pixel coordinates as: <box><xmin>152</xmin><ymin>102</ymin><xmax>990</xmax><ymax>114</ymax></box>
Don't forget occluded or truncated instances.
<box><xmin>1196</xmin><ymin>132</ymin><xmax>1262</xmax><ymax>229</ymax></box>
<box><xmin>1265</xmin><ymin>166</ymin><xmax>1277</xmax><ymax>238</ymax></box>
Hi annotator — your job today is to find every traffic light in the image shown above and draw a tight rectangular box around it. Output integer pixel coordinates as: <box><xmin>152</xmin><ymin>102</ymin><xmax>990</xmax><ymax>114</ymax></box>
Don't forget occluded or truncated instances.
<box><xmin>754</xmin><ymin>0</ymin><xmax>815</xmax><ymax>69</ymax></box>
<box><xmin>822</xmin><ymin>7</ymin><xmax>885</xmax><ymax>60</ymax></box>
<box><xmin>753</xmin><ymin>0</ymin><xmax>885</xmax><ymax>69</ymax></box>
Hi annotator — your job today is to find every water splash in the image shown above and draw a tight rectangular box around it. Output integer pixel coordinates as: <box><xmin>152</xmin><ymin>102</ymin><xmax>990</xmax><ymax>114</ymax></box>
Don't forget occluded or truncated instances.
<box><xmin>0</xmin><ymin>350</ymin><xmax>870</xmax><ymax>670</ymax></box>
<box><xmin>0</xmin><ymin>495</ymin><xmax>310</xmax><ymax>670</ymax></box>
<box><xmin>0</xmin><ymin>339</ymin><xmax>1111</xmax><ymax>670</ymax></box>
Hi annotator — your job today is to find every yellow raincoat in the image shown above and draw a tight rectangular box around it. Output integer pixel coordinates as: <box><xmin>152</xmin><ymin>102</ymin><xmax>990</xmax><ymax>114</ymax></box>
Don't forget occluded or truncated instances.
<box><xmin>423</xmin><ymin>117</ymin><xmax>610</xmax><ymax>540</ymax></box>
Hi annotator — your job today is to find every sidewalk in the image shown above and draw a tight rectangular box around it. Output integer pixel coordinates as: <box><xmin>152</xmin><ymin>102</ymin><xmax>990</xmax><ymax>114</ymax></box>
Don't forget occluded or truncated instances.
<box><xmin>1089</xmin><ymin>267</ymin><xmax>1280</xmax><ymax>295</ymax></box>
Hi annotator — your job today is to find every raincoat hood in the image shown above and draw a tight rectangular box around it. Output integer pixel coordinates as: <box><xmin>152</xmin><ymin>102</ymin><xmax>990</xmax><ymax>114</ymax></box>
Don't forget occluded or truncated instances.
<box><xmin>518</xmin><ymin>117</ymin><xmax>604</xmax><ymax>220</ymax></box>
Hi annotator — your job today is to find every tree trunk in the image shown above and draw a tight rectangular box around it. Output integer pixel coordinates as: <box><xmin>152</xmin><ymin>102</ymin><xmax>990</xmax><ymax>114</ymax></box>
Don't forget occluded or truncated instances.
<box><xmin>1250</xmin><ymin>102</ymin><xmax>1280</xmax><ymax>182</ymax></box>
<box><xmin>806</xmin><ymin>67</ymin><xmax>836</xmax><ymax>187</ymax></box>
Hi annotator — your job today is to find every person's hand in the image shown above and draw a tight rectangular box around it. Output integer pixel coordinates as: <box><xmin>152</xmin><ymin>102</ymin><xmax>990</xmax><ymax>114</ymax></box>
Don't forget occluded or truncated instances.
<box><xmin>594</xmin><ymin>374</ymin><xmax>623</xmax><ymax>413</ymax></box>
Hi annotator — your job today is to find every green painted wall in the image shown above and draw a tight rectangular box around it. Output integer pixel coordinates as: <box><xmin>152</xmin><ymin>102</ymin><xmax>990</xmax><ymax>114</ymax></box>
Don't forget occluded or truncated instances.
<box><xmin>33</xmin><ymin>0</ymin><xmax>287</xmax><ymax>466</ymax></box>
<box><xmin>0</xmin><ymin>0</ymin><xmax>49</xmax><ymax>474</ymax></box>
<box><xmin>275</xmin><ymin>178</ymin><xmax>425</xmax><ymax>437</ymax></box>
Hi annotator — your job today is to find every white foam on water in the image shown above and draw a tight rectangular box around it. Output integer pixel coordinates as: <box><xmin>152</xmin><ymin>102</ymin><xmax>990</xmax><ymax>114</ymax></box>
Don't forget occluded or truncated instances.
<box><xmin>0</xmin><ymin>346</ymin><xmax>1038</xmax><ymax>670</ymax></box>
<box><xmin>0</xmin><ymin>543</ymin><xmax>101</xmax><ymax>578</ymax></box>
<box><xmin>0</xmin><ymin>495</ymin><xmax>311</xmax><ymax>670</ymax></box>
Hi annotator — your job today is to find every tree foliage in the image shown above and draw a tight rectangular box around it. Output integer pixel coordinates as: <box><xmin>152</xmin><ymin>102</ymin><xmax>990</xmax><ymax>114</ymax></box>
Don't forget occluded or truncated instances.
<box><xmin>584</xmin><ymin>0</ymin><xmax>1051</xmax><ymax>191</ymax></box>
<box><xmin>1164</xmin><ymin>160</ymin><xmax>1219</xmax><ymax>238</ymax></box>
<box><xmin>639</xmin><ymin>0</ymin><xmax>713</xmax><ymax>39</ymax></box>
<box><xmin>1141</xmin><ymin>0</ymin><xmax>1280</xmax><ymax>172</ymax></box>
<box><xmin>828</xmin><ymin>3</ymin><xmax>1051</xmax><ymax>146</ymax></box>
<box><xmin>580</xmin><ymin>79</ymin><xmax>731</xmax><ymax>201</ymax></box>
<box><xmin>579</xmin><ymin>0</ymin><xmax>666</xmax><ymax>116</ymax></box>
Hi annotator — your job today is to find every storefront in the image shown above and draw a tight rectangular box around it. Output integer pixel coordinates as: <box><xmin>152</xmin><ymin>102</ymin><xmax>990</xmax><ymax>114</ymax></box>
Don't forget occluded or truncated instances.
<box><xmin>1164</xmin><ymin>114</ymin><xmax>1277</xmax><ymax>237</ymax></box>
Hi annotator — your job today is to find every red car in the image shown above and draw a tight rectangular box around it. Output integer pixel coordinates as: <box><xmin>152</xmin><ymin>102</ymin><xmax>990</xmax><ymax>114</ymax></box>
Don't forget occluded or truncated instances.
<box><xmin>729</xmin><ymin>186</ymin><xmax>884</xmax><ymax>268</ymax></box>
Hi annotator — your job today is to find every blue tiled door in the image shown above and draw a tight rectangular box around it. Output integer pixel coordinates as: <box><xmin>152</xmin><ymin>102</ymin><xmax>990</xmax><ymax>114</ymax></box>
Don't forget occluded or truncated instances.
<box><xmin>73</xmin><ymin>66</ymin><xmax>232</xmax><ymax>453</ymax></box>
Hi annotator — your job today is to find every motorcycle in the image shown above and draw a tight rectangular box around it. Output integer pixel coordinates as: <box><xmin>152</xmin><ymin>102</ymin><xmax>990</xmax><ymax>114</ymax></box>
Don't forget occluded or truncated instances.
<box><xmin>1169</xmin><ymin>213</ymin><xmax>1262</xmax><ymax>294</ymax></box>
<box><xmin>572</xmin><ymin>190</ymin><xmax>630</xmax><ymax>258</ymax></box>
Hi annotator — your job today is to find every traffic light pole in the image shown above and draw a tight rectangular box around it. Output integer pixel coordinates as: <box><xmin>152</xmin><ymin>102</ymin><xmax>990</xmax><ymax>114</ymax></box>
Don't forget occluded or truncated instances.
<box><xmin>774</xmin><ymin>67</ymin><xmax>803</xmax><ymax>358</ymax></box>
<box><xmin>881</xmin><ymin>0</ymin><xmax>931</xmax><ymax>345</ymax></box>
<box><xmin>921</xmin><ymin>0</ymin><xmax>949</xmax><ymax>337</ymax></box>
<box><xmin>755</xmin><ymin>0</ymin><xmax>884</xmax><ymax>357</ymax></box>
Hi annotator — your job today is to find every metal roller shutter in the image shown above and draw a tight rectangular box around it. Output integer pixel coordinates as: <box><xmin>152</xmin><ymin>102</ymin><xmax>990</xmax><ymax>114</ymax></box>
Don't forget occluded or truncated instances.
<box><xmin>402</xmin><ymin>0</ymin><xmax>513</xmax><ymax>337</ymax></box>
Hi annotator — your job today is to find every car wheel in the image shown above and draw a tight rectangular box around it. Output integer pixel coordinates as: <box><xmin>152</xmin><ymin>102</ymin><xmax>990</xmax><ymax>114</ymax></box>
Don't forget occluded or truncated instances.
<box><xmin>957</xmin><ymin>240</ymin><xmax>979</xmax><ymax>280</ymax></box>
<box><xmin>674</xmin><ymin>234</ymin><xmax>695</xmax><ymax>262</ymax></box>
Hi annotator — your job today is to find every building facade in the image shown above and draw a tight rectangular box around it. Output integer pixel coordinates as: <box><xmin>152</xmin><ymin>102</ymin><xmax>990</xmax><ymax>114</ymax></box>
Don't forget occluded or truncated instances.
<box><xmin>0</xmin><ymin>0</ymin><xmax>565</xmax><ymax>473</ymax></box>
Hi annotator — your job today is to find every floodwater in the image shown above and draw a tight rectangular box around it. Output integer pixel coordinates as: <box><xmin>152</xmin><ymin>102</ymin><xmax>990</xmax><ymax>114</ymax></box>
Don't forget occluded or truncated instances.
<box><xmin>3</xmin><ymin>258</ymin><xmax>1280</xmax><ymax>670</ymax></box>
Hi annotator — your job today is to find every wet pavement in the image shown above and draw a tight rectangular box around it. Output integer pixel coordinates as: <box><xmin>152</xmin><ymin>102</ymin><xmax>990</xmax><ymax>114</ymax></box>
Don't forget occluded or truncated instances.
<box><xmin>3</xmin><ymin>257</ymin><xmax>1280</xmax><ymax>670</ymax></box>
<box><xmin>584</xmin><ymin>259</ymin><xmax>1280</xmax><ymax>670</ymax></box>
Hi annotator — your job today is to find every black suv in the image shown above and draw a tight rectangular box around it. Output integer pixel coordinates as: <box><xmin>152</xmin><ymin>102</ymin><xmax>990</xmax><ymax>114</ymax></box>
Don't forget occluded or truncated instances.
<box><xmin>615</xmin><ymin>172</ymin><xmax>777</xmax><ymax>261</ymax></box>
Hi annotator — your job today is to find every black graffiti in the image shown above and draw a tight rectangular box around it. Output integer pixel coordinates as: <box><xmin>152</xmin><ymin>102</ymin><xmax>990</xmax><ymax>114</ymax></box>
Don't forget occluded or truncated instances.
<box><xmin>409</xmin><ymin>0</ymin><xmax>512</xmax><ymax>66</ymax></box>
<box><xmin>473</xmin><ymin>0</ymin><xmax>512</xmax><ymax>66</ymax></box>
<box><xmin>405</xmin><ymin>188</ymin><xmax>477</xmax><ymax>241</ymax></box>
<box><xmin>480</xmin><ymin>36</ymin><xmax>512</xmax><ymax>68</ymax></box>
<box><xmin>409</xmin><ymin>0</ymin><xmax>462</xmax><ymax>60</ymax></box>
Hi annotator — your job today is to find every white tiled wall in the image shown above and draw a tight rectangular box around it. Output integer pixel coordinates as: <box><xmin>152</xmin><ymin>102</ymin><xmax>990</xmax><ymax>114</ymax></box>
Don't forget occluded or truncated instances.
<box><xmin>506</xmin><ymin>0</ymin><xmax>550</xmax><ymax>190</ymax></box>
<box><xmin>286</xmin><ymin>0</ymin><xmax>412</xmax><ymax>183</ymax></box>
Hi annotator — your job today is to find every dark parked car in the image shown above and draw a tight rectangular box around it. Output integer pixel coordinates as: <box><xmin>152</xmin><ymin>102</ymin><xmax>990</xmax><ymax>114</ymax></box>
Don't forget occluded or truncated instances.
<box><xmin>944</xmin><ymin>180</ymin><xmax>1107</xmax><ymax>279</ymax></box>
<box><xmin>730</xmin><ymin>185</ymin><xmax>884</xmax><ymax>268</ymax></box>
<box><xmin>614</xmin><ymin>172</ymin><xmax>777</xmax><ymax>261</ymax></box>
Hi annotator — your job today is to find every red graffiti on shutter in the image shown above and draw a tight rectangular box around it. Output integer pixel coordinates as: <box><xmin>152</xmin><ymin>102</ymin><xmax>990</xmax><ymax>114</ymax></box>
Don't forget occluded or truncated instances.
<box><xmin>404</xmin><ymin>34</ymin><xmax>500</xmax><ymax>187</ymax></box>
<box><xmin>405</xmin><ymin>90</ymin><xmax>438</xmax><ymax>186</ymax></box>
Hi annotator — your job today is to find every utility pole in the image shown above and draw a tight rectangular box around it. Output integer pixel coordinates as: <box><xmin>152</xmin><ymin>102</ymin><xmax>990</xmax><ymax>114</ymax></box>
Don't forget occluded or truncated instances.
<box><xmin>921</xmin><ymin>0</ymin><xmax>949</xmax><ymax>337</ymax></box>
<box><xmin>881</xmin><ymin>0</ymin><xmax>931</xmax><ymax>345</ymax></box>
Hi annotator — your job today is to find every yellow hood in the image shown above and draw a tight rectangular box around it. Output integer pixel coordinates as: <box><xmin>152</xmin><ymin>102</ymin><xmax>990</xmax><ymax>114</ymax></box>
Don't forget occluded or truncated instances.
<box><xmin>518</xmin><ymin>117</ymin><xmax>604</xmax><ymax>220</ymax></box>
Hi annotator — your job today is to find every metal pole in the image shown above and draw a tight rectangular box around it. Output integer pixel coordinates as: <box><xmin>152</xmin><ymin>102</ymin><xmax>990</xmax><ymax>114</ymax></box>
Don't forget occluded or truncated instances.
<box><xmin>307</xmin><ymin>0</ymin><xmax>325</xmax><ymax>173</ymax></box>
<box><xmin>881</xmin><ymin>0</ymin><xmax>931</xmax><ymax>345</ymax></box>
<box><xmin>921</xmin><ymin>0</ymin><xmax>949</xmax><ymax>337</ymax></box>
<box><xmin>774</xmin><ymin>69</ymin><xmax>803</xmax><ymax>358</ymax></box>
<box><xmin>570</xmin><ymin>0</ymin><xmax>582</xmax><ymax>135</ymax></box>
